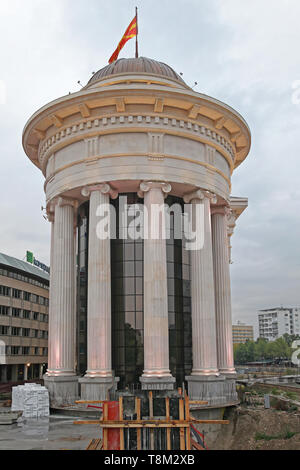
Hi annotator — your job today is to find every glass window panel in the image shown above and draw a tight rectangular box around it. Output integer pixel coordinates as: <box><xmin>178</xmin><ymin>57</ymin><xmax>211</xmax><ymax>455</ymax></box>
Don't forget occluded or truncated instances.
<box><xmin>135</xmin><ymin>243</ymin><xmax>143</xmax><ymax>261</ymax></box>
<box><xmin>168</xmin><ymin>312</ymin><xmax>176</xmax><ymax>329</ymax></box>
<box><xmin>125</xmin><ymin>348</ymin><xmax>136</xmax><ymax>364</ymax></box>
<box><xmin>136</xmin><ymin>278</ymin><xmax>143</xmax><ymax>295</ymax></box>
<box><xmin>136</xmin><ymin>312</ymin><xmax>143</xmax><ymax>330</ymax></box>
<box><xmin>167</xmin><ymin>245</ymin><xmax>174</xmax><ymax>262</ymax></box>
<box><xmin>135</xmin><ymin>261</ymin><xmax>143</xmax><ymax>277</ymax></box>
<box><xmin>125</xmin><ymin>311</ymin><xmax>135</xmax><ymax>329</ymax></box>
<box><xmin>124</xmin><ymin>244</ymin><xmax>135</xmax><ymax>260</ymax></box>
<box><xmin>125</xmin><ymin>296</ymin><xmax>135</xmax><ymax>311</ymax></box>
<box><xmin>167</xmin><ymin>280</ymin><xmax>175</xmax><ymax>296</ymax></box>
<box><xmin>136</xmin><ymin>295</ymin><xmax>143</xmax><ymax>311</ymax></box>
<box><xmin>124</xmin><ymin>262</ymin><xmax>135</xmax><ymax>277</ymax></box>
<box><xmin>168</xmin><ymin>296</ymin><xmax>175</xmax><ymax>313</ymax></box>
<box><xmin>125</xmin><ymin>328</ymin><xmax>136</xmax><ymax>347</ymax></box>
<box><xmin>167</xmin><ymin>262</ymin><xmax>174</xmax><ymax>278</ymax></box>
<box><xmin>124</xmin><ymin>278</ymin><xmax>135</xmax><ymax>295</ymax></box>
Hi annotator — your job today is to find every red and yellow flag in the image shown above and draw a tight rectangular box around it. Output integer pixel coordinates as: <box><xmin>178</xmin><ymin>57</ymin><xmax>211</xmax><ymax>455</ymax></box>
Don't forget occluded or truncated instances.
<box><xmin>109</xmin><ymin>16</ymin><xmax>137</xmax><ymax>64</ymax></box>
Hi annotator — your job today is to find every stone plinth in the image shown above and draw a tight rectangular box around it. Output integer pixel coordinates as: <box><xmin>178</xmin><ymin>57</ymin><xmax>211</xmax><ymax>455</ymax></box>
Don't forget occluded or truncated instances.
<box><xmin>140</xmin><ymin>376</ymin><xmax>176</xmax><ymax>391</ymax></box>
<box><xmin>43</xmin><ymin>375</ymin><xmax>79</xmax><ymax>407</ymax></box>
<box><xmin>79</xmin><ymin>376</ymin><xmax>119</xmax><ymax>402</ymax></box>
<box><xmin>186</xmin><ymin>375</ymin><xmax>238</xmax><ymax>406</ymax></box>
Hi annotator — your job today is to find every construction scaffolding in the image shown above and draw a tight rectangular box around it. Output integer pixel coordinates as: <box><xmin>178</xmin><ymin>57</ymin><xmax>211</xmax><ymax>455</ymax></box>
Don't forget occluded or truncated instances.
<box><xmin>74</xmin><ymin>391</ymin><xmax>229</xmax><ymax>451</ymax></box>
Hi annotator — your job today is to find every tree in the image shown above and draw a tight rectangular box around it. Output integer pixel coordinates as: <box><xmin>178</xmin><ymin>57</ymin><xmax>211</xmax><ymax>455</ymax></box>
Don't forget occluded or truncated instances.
<box><xmin>233</xmin><ymin>335</ymin><xmax>293</xmax><ymax>364</ymax></box>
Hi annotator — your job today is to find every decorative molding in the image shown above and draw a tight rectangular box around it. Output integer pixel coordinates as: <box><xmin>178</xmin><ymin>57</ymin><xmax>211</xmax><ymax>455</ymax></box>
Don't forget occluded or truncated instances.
<box><xmin>78</xmin><ymin>103</ymin><xmax>91</xmax><ymax>118</ymax></box>
<box><xmin>85</xmin><ymin>136</ymin><xmax>99</xmax><ymax>158</ymax></box>
<box><xmin>184</xmin><ymin>189</ymin><xmax>217</xmax><ymax>204</ymax></box>
<box><xmin>81</xmin><ymin>183</ymin><xmax>118</xmax><ymax>200</ymax></box>
<box><xmin>44</xmin><ymin>152</ymin><xmax>232</xmax><ymax>199</ymax></box>
<box><xmin>50</xmin><ymin>114</ymin><xmax>63</xmax><ymax>128</ymax></box>
<box><xmin>115</xmin><ymin>98</ymin><xmax>125</xmax><ymax>113</ymax></box>
<box><xmin>206</xmin><ymin>144</ymin><xmax>216</xmax><ymax>166</ymax></box>
<box><xmin>33</xmin><ymin>129</ymin><xmax>46</xmax><ymax>140</ymax></box>
<box><xmin>44</xmin><ymin>152</ymin><xmax>232</xmax><ymax>194</ymax></box>
<box><xmin>27</xmin><ymin>144</ymin><xmax>39</xmax><ymax>153</ymax></box>
<box><xmin>230</xmin><ymin>131</ymin><xmax>242</xmax><ymax>143</ymax></box>
<box><xmin>38</xmin><ymin>114</ymin><xmax>235</xmax><ymax>172</ymax></box>
<box><xmin>188</xmin><ymin>105</ymin><xmax>202</xmax><ymax>119</ymax></box>
<box><xmin>148</xmin><ymin>132</ymin><xmax>164</xmax><ymax>157</ymax></box>
<box><xmin>211</xmin><ymin>205</ymin><xmax>230</xmax><ymax>217</ymax></box>
<box><xmin>57</xmin><ymin>197</ymin><xmax>78</xmax><ymax>208</ymax></box>
<box><xmin>138</xmin><ymin>181</ymin><xmax>172</xmax><ymax>199</ymax></box>
<box><xmin>154</xmin><ymin>98</ymin><xmax>164</xmax><ymax>113</ymax></box>
<box><xmin>215</xmin><ymin>116</ymin><xmax>227</xmax><ymax>130</ymax></box>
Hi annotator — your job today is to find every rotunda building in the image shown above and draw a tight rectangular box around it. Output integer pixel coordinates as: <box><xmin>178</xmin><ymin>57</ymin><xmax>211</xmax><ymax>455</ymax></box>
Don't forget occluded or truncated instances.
<box><xmin>23</xmin><ymin>57</ymin><xmax>250</xmax><ymax>406</ymax></box>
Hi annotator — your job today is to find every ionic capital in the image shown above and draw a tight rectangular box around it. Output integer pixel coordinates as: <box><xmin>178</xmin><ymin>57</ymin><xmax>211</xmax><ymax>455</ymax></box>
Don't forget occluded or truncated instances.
<box><xmin>81</xmin><ymin>183</ymin><xmax>118</xmax><ymax>200</ymax></box>
<box><xmin>58</xmin><ymin>197</ymin><xmax>78</xmax><ymax>209</ymax></box>
<box><xmin>46</xmin><ymin>197</ymin><xmax>78</xmax><ymax>221</ymax></box>
<box><xmin>184</xmin><ymin>189</ymin><xmax>217</xmax><ymax>204</ymax></box>
<box><xmin>211</xmin><ymin>205</ymin><xmax>231</xmax><ymax>217</ymax></box>
<box><xmin>138</xmin><ymin>181</ymin><xmax>172</xmax><ymax>199</ymax></box>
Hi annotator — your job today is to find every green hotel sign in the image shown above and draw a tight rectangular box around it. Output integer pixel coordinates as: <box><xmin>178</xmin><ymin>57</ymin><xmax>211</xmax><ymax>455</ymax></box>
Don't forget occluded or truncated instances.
<box><xmin>26</xmin><ymin>251</ymin><xmax>50</xmax><ymax>274</ymax></box>
<box><xmin>26</xmin><ymin>251</ymin><xmax>34</xmax><ymax>264</ymax></box>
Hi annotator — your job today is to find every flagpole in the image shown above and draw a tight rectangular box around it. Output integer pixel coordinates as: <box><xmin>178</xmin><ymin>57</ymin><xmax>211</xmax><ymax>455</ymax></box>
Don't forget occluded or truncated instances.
<box><xmin>135</xmin><ymin>6</ymin><xmax>139</xmax><ymax>58</ymax></box>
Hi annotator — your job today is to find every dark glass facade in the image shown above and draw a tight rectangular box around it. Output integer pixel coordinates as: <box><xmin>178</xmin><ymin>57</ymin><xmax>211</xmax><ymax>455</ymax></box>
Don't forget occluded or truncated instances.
<box><xmin>76</xmin><ymin>194</ymin><xmax>192</xmax><ymax>387</ymax></box>
<box><xmin>77</xmin><ymin>202</ymin><xmax>89</xmax><ymax>375</ymax></box>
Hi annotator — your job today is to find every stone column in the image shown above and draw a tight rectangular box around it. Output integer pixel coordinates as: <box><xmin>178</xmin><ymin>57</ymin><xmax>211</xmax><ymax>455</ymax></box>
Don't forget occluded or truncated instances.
<box><xmin>185</xmin><ymin>190</ymin><xmax>225</xmax><ymax>404</ymax></box>
<box><xmin>79</xmin><ymin>184</ymin><xmax>119</xmax><ymax>401</ymax></box>
<box><xmin>211</xmin><ymin>207</ymin><xmax>236</xmax><ymax>375</ymax></box>
<box><xmin>139</xmin><ymin>182</ymin><xmax>175</xmax><ymax>390</ymax></box>
<box><xmin>44</xmin><ymin>198</ymin><xmax>79</xmax><ymax>406</ymax></box>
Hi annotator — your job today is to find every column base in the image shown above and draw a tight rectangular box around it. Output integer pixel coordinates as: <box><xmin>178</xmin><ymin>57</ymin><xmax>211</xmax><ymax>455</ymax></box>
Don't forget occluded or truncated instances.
<box><xmin>43</xmin><ymin>375</ymin><xmax>79</xmax><ymax>406</ymax></box>
<box><xmin>186</xmin><ymin>374</ymin><xmax>238</xmax><ymax>406</ymax></box>
<box><xmin>140</xmin><ymin>376</ymin><xmax>176</xmax><ymax>391</ymax></box>
<box><xmin>79</xmin><ymin>376</ymin><xmax>120</xmax><ymax>401</ymax></box>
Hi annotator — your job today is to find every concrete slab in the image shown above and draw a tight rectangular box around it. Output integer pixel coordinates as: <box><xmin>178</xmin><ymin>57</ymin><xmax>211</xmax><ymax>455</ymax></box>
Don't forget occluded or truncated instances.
<box><xmin>0</xmin><ymin>415</ymin><xmax>100</xmax><ymax>450</ymax></box>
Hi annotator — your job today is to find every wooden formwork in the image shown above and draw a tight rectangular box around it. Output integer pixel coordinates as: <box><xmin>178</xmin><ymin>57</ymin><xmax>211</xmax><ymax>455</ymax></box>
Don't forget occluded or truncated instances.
<box><xmin>75</xmin><ymin>391</ymin><xmax>229</xmax><ymax>451</ymax></box>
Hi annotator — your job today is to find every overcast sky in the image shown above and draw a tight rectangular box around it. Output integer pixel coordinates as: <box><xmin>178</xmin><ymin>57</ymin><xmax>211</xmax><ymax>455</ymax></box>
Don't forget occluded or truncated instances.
<box><xmin>0</xmin><ymin>0</ymin><xmax>300</xmax><ymax>335</ymax></box>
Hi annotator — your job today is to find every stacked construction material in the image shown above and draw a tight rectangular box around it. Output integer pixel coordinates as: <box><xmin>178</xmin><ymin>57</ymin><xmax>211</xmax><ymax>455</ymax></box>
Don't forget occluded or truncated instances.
<box><xmin>11</xmin><ymin>383</ymin><xmax>50</xmax><ymax>418</ymax></box>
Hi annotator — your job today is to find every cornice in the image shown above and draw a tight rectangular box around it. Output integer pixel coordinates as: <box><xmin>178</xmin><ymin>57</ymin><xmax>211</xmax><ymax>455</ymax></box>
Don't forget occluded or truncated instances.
<box><xmin>23</xmin><ymin>81</ymin><xmax>251</xmax><ymax>171</ymax></box>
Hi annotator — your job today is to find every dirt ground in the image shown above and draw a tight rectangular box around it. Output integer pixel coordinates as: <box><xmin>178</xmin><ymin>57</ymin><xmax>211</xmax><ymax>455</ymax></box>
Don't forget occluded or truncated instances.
<box><xmin>214</xmin><ymin>407</ymin><xmax>300</xmax><ymax>450</ymax></box>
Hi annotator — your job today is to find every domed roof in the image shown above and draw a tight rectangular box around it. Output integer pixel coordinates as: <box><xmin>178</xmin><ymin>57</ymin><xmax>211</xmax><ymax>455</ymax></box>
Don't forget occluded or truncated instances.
<box><xmin>88</xmin><ymin>57</ymin><xmax>186</xmax><ymax>85</ymax></box>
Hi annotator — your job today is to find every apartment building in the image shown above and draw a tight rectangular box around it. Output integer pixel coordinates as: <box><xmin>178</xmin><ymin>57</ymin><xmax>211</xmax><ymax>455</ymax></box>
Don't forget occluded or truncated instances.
<box><xmin>258</xmin><ymin>307</ymin><xmax>300</xmax><ymax>341</ymax></box>
<box><xmin>232</xmin><ymin>322</ymin><xmax>254</xmax><ymax>344</ymax></box>
<box><xmin>0</xmin><ymin>252</ymin><xmax>49</xmax><ymax>383</ymax></box>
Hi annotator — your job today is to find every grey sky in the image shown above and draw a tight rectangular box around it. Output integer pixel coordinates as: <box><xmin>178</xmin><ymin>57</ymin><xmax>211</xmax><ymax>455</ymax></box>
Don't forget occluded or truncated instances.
<box><xmin>1</xmin><ymin>0</ymin><xmax>300</xmax><ymax>336</ymax></box>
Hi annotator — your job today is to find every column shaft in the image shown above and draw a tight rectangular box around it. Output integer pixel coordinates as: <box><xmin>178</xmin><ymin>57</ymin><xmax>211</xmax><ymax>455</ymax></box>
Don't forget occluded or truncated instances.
<box><xmin>190</xmin><ymin>194</ymin><xmax>219</xmax><ymax>375</ymax></box>
<box><xmin>143</xmin><ymin>187</ymin><xmax>170</xmax><ymax>377</ymax></box>
<box><xmin>212</xmin><ymin>209</ymin><xmax>235</xmax><ymax>374</ymax></box>
<box><xmin>85</xmin><ymin>189</ymin><xmax>112</xmax><ymax>377</ymax></box>
<box><xmin>47</xmin><ymin>202</ymin><xmax>76</xmax><ymax>376</ymax></box>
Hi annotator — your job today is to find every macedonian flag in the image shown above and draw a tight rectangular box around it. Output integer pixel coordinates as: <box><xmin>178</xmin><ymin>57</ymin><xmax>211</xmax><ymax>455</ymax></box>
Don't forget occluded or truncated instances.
<box><xmin>109</xmin><ymin>15</ymin><xmax>137</xmax><ymax>64</ymax></box>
